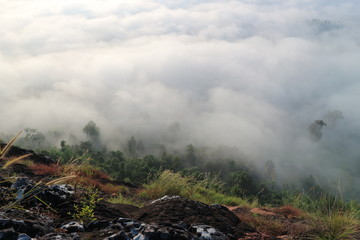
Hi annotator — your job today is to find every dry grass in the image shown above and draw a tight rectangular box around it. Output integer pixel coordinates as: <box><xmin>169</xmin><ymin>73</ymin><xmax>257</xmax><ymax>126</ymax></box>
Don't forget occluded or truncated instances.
<box><xmin>28</xmin><ymin>163</ymin><xmax>62</xmax><ymax>175</ymax></box>
<box><xmin>27</xmin><ymin>158</ymin><xmax>126</xmax><ymax>195</ymax></box>
<box><xmin>231</xmin><ymin>206</ymin><xmax>316</xmax><ymax>239</ymax></box>
<box><xmin>239</xmin><ymin>211</ymin><xmax>287</xmax><ymax>236</ymax></box>
<box><xmin>0</xmin><ymin>130</ymin><xmax>32</xmax><ymax>169</ymax></box>
<box><xmin>0</xmin><ymin>130</ymin><xmax>23</xmax><ymax>158</ymax></box>
<box><xmin>62</xmin><ymin>164</ymin><xmax>111</xmax><ymax>181</ymax></box>
<box><xmin>2</xmin><ymin>153</ymin><xmax>32</xmax><ymax>169</ymax></box>
<box><xmin>275</xmin><ymin>205</ymin><xmax>304</xmax><ymax>219</ymax></box>
<box><xmin>65</xmin><ymin>176</ymin><xmax>128</xmax><ymax>194</ymax></box>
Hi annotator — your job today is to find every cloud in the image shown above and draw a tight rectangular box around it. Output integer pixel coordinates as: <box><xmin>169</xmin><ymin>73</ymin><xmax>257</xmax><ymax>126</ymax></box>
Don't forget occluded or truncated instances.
<box><xmin>1</xmin><ymin>0</ymin><xmax>360</xmax><ymax>193</ymax></box>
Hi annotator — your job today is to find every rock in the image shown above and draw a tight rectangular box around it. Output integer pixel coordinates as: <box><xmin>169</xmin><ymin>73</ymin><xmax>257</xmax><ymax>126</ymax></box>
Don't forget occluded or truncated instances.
<box><xmin>150</xmin><ymin>195</ymin><xmax>181</xmax><ymax>204</ymax></box>
<box><xmin>133</xmin><ymin>196</ymin><xmax>247</xmax><ymax>238</ymax></box>
<box><xmin>0</xmin><ymin>218</ymin><xmax>53</xmax><ymax>237</ymax></box>
<box><xmin>107</xmin><ymin>231</ymin><xmax>131</xmax><ymax>240</ymax></box>
<box><xmin>0</xmin><ymin>144</ymin><xmax>56</xmax><ymax>165</ymax></box>
<box><xmin>0</xmin><ymin>219</ymin><xmax>27</xmax><ymax>233</ymax></box>
<box><xmin>104</xmin><ymin>218</ymin><xmax>231</xmax><ymax>240</ymax></box>
<box><xmin>38</xmin><ymin>184</ymin><xmax>75</xmax><ymax>207</ymax></box>
<box><xmin>0</xmin><ymin>175</ymin><xmax>11</xmax><ymax>187</ymax></box>
<box><xmin>61</xmin><ymin>222</ymin><xmax>85</xmax><ymax>233</ymax></box>
<box><xmin>17</xmin><ymin>233</ymin><xmax>32</xmax><ymax>240</ymax></box>
<box><xmin>11</xmin><ymin>178</ymin><xmax>35</xmax><ymax>201</ymax></box>
<box><xmin>94</xmin><ymin>201</ymin><xmax>137</xmax><ymax>220</ymax></box>
<box><xmin>0</xmin><ymin>228</ymin><xmax>18</xmax><ymax>240</ymax></box>
<box><xmin>11</xmin><ymin>178</ymin><xmax>33</xmax><ymax>191</ymax></box>
<box><xmin>86</xmin><ymin>220</ymin><xmax>111</xmax><ymax>231</ymax></box>
<box><xmin>191</xmin><ymin>224</ymin><xmax>229</xmax><ymax>240</ymax></box>
<box><xmin>40</xmin><ymin>233</ymin><xmax>80</xmax><ymax>240</ymax></box>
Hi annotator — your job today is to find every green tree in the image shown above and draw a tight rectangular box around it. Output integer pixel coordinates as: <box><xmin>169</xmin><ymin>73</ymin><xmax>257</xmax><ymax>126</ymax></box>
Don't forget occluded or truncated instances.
<box><xmin>185</xmin><ymin>144</ymin><xmax>196</xmax><ymax>166</ymax></box>
<box><xmin>127</xmin><ymin>136</ymin><xmax>137</xmax><ymax>157</ymax></box>
<box><xmin>83</xmin><ymin>121</ymin><xmax>101</xmax><ymax>148</ymax></box>
<box><xmin>24</xmin><ymin>128</ymin><xmax>46</xmax><ymax>149</ymax></box>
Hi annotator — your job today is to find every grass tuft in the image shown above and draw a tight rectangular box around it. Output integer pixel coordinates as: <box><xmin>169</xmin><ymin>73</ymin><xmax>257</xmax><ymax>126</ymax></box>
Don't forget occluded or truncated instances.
<box><xmin>288</xmin><ymin>193</ymin><xmax>360</xmax><ymax>239</ymax></box>
<box><xmin>138</xmin><ymin>170</ymin><xmax>257</xmax><ymax>206</ymax></box>
<box><xmin>28</xmin><ymin>163</ymin><xmax>62</xmax><ymax>175</ymax></box>
<box><xmin>2</xmin><ymin>153</ymin><xmax>32</xmax><ymax>169</ymax></box>
<box><xmin>108</xmin><ymin>193</ymin><xmax>143</xmax><ymax>207</ymax></box>
<box><xmin>0</xmin><ymin>130</ymin><xmax>23</xmax><ymax>158</ymax></box>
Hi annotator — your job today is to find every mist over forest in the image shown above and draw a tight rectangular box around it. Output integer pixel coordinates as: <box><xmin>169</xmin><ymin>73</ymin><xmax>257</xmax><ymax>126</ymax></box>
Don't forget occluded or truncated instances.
<box><xmin>1</xmin><ymin>0</ymin><xmax>360</xmax><ymax>200</ymax></box>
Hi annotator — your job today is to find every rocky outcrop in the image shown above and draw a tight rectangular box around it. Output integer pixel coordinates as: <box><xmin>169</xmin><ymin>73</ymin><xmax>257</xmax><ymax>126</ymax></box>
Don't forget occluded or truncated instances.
<box><xmin>0</xmin><ymin>145</ymin><xmax>257</xmax><ymax>239</ymax></box>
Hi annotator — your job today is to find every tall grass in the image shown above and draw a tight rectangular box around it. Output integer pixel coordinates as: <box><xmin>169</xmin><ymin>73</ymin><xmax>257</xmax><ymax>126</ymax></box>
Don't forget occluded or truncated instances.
<box><xmin>108</xmin><ymin>193</ymin><xmax>143</xmax><ymax>207</ymax></box>
<box><xmin>288</xmin><ymin>192</ymin><xmax>360</xmax><ymax>240</ymax></box>
<box><xmin>0</xmin><ymin>131</ymin><xmax>32</xmax><ymax>169</ymax></box>
<box><xmin>0</xmin><ymin>130</ymin><xmax>23</xmax><ymax>158</ymax></box>
<box><xmin>138</xmin><ymin>170</ymin><xmax>257</xmax><ymax>207</ymax></box>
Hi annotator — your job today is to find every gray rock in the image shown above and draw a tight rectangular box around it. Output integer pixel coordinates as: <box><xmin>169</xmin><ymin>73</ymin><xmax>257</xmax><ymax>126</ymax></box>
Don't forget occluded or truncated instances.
<box><xmin>61</xmin><ymin>222</ymin><xmax>85</xmax><ymax>233</ymax></box>
<box><xmin>0</xmin><ymin>228</ymin><xmax>18</xmax><ymax>240</ymax></box>
<box><xmin>191</xmin><ymin>224</ymin><xmax>228</xmax><ymax>240</ymax></box>
<box><xmin>150</xmin><ymin>195</ymin><xmax>181</xmax><ymax>204</ymax></box>
<box><xmin>86</xmin><ymin>220</ymin><xmax>111</xmax><ymax>231</ymax></box>
<box><xmin>40</xmin><ymin>233</ymin><xmax>80</xmax><ymax>240</ymax></box>
<box><xmin>17</xmin><ymin>233</ymin><xmax>32</xmax><ymax>240</ymax></box>
<box><xmin>107</xmin><ymin>231</ymin><xmax>131</xmax><ymax>240</ymax></box>
<box><xmin>11</xmin><ymin>178</ymin><xmax>34</xmax><ymax>191</ymax></box>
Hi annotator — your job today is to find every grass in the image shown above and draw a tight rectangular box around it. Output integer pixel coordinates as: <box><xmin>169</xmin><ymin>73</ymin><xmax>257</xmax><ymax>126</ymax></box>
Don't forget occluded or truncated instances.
<box><xmin>137</xmin><ymin>170</ymin><xmax>257</xmax><ymax>207</ymax></box>
<box><xmin>108</xmin><ymin>193</ymin><xmax>143</xmax><ymax>207</ymax></box>
<box><xmin>0</xmin><ymin>175</ymin><xmax>76</xmax><ymax>212</ymax></box>
<box><xmin>2</xmin><ymin>153</ymin><xmax>32</xmax><ymax>169</ymax></box>
<box><xmin>27</xmin><ymin>160</ymin><xmax>127</xmax><ymax>194</ymax></box>
<box><xmin>0</xmin><ymin>131</ymin><xmax>23</xmax><ymax>158</ymax></box>
<box><xmin>314</xmin><ymin>213</ymin><xmax>359</xmax><ymax>240</ymax></box>
<box><xmin>28</xmin><ymin>163</ymin><xmax>62</xmax><ymax>175</ymax></box>
<box><xmin>287</xmin><ymin>192</ymin><xmax>360</xmax><ymax>240</ymax></box>
<box><xmin>0</xmin><ymin>131</ymin><xmax>32</xmax><ymax>169</ymax></box>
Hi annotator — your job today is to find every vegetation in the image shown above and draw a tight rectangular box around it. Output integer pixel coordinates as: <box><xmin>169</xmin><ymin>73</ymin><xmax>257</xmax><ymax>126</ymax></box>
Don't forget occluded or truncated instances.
<box><xmin>108</xmin><ymin>193</ymin><xmax>143</xmax><ymax>207</ymax></box>
<box><xmin>138</xmin><ymin>170</ymin><xmax>257</xmax><ymax>207</ymax></box>
<box><xmin>71</xmin><ymin>188</ymin><xmax>102</xmax><ymax>223</ymax></box>
<box><xmin>1</xmin><ymin>124</ymin><xmax>359</xmax><ymax>239</ymax></box>
<box><xmin>289</xmin><ymin>193</ymin><xmax>360</xmax><ymax>239</ymax></box>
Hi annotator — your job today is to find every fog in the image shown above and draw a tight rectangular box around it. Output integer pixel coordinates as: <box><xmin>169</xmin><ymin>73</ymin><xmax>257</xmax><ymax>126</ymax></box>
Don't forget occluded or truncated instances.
<box><xmin>1</xmin><ymin>0</ymin><xmax>360</xmax><ymax>193</ymax></box>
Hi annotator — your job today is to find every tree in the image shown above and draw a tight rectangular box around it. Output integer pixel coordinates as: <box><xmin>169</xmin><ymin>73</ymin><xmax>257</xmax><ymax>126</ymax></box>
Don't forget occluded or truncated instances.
<box><xmin>83</xmin><ymin>121</ymin><xmax>100</xmax><ymax>138</ymax></box>
<box><xmin>227</xmin><ymin>171</ymin><xmax>254</xmax><ymax>197</ymax></box>
<box><xmin>83</xmin><ymin>121</ymin><xmax>101</xmax><ymax>148</ymax></box>
<box><xmin>24</xmin><ymin>128</ymin><xmax>46</xmax><ymax>149</ymax></box>
<box><xmin>185</xmin><ymin>144</ymin><xmax>196</xmax><ymax>166</ymax></box>
<box><xmin>127</xmin><ymin>136</ymin><xmax>137</xmax><ymax>157</ymax></box>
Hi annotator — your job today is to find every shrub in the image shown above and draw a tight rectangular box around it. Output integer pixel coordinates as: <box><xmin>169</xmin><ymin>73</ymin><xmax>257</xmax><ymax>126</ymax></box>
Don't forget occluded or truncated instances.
<box><xmin>138</xmin><ymin>170</ymin><xmax>192</xmax><ymax>199</ymax></box>
<box><xmin>71</xmin><ymin>188</ymin><xmax>102</xmax><ymax>223</ymax></box>
<box><xmin>289</xmin><ymin>193</ymin><xmax>360</xmax><ymax>239</ymax></box>
<box><xmin>138</xmin><ymin>170</ymin><xmax>256</xmax><ymax>206</ymax></box>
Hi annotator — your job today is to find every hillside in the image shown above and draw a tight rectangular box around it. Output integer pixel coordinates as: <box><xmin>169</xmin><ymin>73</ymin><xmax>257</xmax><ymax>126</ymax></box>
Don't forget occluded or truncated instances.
<box><xmin>0</xmin><ymin>144</ymin><xmax>359</xmax><ymax>239</ymax></box>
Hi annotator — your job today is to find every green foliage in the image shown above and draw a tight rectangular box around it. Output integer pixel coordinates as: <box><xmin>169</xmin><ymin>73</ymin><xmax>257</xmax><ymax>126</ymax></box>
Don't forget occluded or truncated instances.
<box><xmin>83</xmin><ymin>121</ymin><xmax>100</xmax><ymax>138</ymax></box>
<box><xmin>139</xmin><ymin>170</ymin><xmax>192</xmax><ymax>199</ymax></box>
<box><xmin>71</xmin><ymin>188</ymin><xmax>102</xmax><ymax>223</ymax></box>
<box><xmin>227</xmin><ymin>171</ymin><xmax>254</xmax><ymax>197</ymax></box>
<box><xmin>314</xmin><ymin>213</ymin><xmax>359</xmax><ymax>240</ymax></box>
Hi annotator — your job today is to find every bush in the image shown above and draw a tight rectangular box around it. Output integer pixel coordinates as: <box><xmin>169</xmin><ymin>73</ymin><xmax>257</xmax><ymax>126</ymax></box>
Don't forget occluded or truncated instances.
<box><xmin>138</xmin><ymin>170</ymin><xmax>256</xmax><ymax>206</ymax></box>
<box><xmin>71</xmin><ymin>188</ymin><xmax>102</xmax><ymax>223</ymax></box>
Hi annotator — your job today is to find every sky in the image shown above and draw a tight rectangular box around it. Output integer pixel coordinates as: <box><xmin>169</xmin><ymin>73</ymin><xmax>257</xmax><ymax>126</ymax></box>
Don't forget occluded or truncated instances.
<box><xmin>1</xmin><ymin>0</ymin><xmax>360</xmax><ymax>190</ymax></box>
